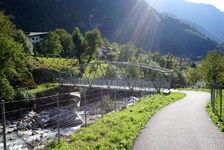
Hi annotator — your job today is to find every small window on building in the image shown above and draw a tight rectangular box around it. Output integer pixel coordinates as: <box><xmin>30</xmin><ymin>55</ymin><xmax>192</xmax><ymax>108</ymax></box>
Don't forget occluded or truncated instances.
<box><xmin>36</xmin><ymin>38</ymin><xmax>38</xmax><ymax>41</ymax></box>
<box><xmin>32</xmin><ymin>37</ymin><xmax>34</xmax><ymax>40</ymax></box>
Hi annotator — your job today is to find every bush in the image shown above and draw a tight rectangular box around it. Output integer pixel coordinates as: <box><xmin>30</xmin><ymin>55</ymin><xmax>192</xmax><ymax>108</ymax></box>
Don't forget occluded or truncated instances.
<box><xmin>97</xmin><ymin>95</ymin><xmax>115</xmax><ymax>114</ymax></box>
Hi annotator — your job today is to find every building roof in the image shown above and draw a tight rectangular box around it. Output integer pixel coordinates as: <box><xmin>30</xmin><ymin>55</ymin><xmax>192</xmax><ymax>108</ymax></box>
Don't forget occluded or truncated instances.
<box><xmin>27</xmin><ymin>32</ymin><xmax>48</xmax><ymax>37</ymax></box>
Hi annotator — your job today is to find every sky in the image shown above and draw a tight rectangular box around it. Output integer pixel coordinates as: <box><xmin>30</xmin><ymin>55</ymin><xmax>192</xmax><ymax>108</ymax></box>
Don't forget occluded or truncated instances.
<box><xmin>185</xmin><ymin>0</ymin><xmax>224</xmax><ymax>11</ymax></box>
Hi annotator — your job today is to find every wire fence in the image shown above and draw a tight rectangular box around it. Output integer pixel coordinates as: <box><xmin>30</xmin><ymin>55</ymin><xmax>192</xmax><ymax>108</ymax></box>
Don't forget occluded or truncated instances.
<box><xmin>211</xmin><ymin>83</ymin><xmax>224</xmax><ymax>121</ymax></box>
<box><xmin>0</xmin><ymin>87</ymin><xmax>150</xmax><ymax>149</ymax></box>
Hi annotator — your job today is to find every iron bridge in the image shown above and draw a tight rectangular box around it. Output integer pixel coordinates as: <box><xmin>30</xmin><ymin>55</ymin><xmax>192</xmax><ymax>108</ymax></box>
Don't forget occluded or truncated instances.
<box><xmin>59</xmin><ymin>62</ymin><xmax>173</xmax><ymax>93</ymax></box>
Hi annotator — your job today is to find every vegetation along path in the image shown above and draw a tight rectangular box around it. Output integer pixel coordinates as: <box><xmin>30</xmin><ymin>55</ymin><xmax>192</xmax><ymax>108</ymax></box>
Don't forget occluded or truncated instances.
<box><xmin>132</xmin><ymin>91</ymin><xmax>224</xmax><ymax>150</ymax></box>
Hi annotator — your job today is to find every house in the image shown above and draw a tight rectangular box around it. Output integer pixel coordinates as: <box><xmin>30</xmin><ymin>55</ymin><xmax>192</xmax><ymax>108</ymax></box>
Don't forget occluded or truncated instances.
<box><xmin>98</xmin><ymin>46</ymin><xmax>119</xmax><ymax>60</ymax></box>
<box><xmin>174</xmin><ymin>57</ymin><xmax>194</xmax><ymax>67</ymax></box>
<box><xmin>26</xmin><ymin>32</ymin><xmax>48</xmax><ymax>45</ymax></box>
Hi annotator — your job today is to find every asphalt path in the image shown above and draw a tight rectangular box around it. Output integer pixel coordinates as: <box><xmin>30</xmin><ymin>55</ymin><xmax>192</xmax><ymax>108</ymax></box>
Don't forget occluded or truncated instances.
<box><xmin>132</xmin><ymin>91</ymin><xmax>224</xmax><ymax>150</ymax></box>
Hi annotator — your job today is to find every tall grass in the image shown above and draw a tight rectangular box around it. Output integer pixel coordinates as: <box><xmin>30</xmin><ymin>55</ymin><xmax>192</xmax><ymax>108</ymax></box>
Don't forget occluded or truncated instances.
<box><xmin>36</xmin><ymin>57</ymin><xmax>78</xmax><ymax>71</ymax></box>
<box><xmin>23</xmin><ymin>83</ymin><xmax>59</xmax><ymax>94</ymax></box>
<box><xmin>207</xmin><ymin>89</ymin><xmax>224</xmax><ymax>132</ymax></box>
<box><xmin>46</xmin><ymin>92</ymin><xmax>185</xmax><ymax>150</ymax></box>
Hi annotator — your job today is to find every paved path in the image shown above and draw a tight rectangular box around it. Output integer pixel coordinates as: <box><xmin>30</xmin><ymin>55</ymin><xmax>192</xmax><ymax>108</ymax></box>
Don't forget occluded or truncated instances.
<box><xmin>132</xmin><ymin>91</ymin><xmax>224</xmax><ymax>150</ymax></box>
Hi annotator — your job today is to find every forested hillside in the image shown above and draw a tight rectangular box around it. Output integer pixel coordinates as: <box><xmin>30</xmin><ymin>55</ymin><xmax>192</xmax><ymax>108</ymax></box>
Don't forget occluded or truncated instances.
<box><xmin>0</xmin><ymin>8</ymin><xmax>224</xmax><ymax>102</ymax></box>
<box><xmin>0</xmin><ymin>0</ymin><xmax>218</xmax><ymax>58</ymax></box>
<box><xmin>146</xmin><ymin>0</ymin><xmax>224</xmax><ymax>42</ymax></box>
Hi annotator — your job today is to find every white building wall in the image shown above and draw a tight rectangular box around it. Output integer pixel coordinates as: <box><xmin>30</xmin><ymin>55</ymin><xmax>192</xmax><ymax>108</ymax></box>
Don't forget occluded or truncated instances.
<box><xmin>29</xmin><ymin>35</ymin><xmax>41</xmax><ymax>44</ymax></box>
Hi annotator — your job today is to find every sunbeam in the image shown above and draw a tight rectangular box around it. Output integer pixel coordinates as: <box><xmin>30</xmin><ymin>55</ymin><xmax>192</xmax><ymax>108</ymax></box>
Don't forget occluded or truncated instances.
<box><xmin>113</xmin><ymin>0</ymin><xmax>161</xmax><ymax>51</ymax></box>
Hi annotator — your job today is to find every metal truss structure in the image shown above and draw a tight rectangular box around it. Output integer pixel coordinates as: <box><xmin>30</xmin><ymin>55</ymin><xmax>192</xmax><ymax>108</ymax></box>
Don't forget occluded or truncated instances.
<box><xmin>59</xmin><ymin>62</ymin><xmax>173</xmax><ymax>93</ymax></box>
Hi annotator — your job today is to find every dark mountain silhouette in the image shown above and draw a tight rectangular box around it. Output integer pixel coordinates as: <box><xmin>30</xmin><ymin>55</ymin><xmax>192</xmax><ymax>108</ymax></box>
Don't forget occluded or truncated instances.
<box><xmin>0</xmin><ymin>0</ymin><xmax>218</xmax><ymax>58</ymax></box>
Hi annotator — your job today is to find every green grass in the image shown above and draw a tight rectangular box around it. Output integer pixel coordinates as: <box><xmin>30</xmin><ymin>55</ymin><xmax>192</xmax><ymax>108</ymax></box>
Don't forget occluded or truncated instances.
<box><xmin>33</xmin><ymin>57</ymin><xmax>78</xmax><ymax>71</ymax></box>
<box><xmin>83</xmin><ymin>63</ymin><xmax>109</xmax><ymax>79</ymax></box>
<box><xmin>46</xmin><ymin>92</ymin><xmax>185</xmax><ymax>150</ymax></box>
<box><xmin>206</xmin><ymin>89</ymin><xmax>224</xmax><ymax>131</ymax></box>
<box><xmin>30</xmin><ymin>57</ymin><xmax>79</xmax><ymax>85</ymax></box>
<box><xmin>23</xmin><ymin>83</ymin><xmax>59</xmax><ymax>94</ymax></box>
<box><xmin>206</xmin><ymin>101</ymin><xmax>224</xmax><ymax>132</ymax></box>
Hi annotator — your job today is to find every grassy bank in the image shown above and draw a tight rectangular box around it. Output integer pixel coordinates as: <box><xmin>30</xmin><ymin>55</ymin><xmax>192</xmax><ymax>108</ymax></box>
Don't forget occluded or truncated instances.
<box><xmin>31</xmin><ymin>57</ymin><xmax>78</xmax><ymax>71</ymax></box>
<box><xmin>29</xmin><ymin>57</ymin><xmax>78</xmax><ymax>86</ymax></box>
<box><xmin>23</xmin><ymin>83</ymin><xmax>59</xmax><ymax>94</ymax></box>
<box><xmin>206</xmin><ymin>89</ymin><xmax>224</xmax><ymax>132</ymax></box>
<box><xmin>46</xmin><ymin>92</ymin><xmax>185</xmax><ymax>150</ymax></box>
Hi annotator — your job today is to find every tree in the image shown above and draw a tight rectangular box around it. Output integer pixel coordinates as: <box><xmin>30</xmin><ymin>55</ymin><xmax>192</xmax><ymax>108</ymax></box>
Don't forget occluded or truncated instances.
<box><xmin>0</xmin><ymin>37</ymin><xmax>18</xmax><ymax>100</ymax></box>
<box><xmin>152</xmin><ymin>51</ymin><xmax>166</xmax><ymax>67</ymax></box>
<box><xmin>14</xmin><ymin>30</ymin><xmax>34</xmax><ymax>55</ymax></box>
<box><xmin>85</xmin><ymin>29</ymin><xmax>102</xmax><ymax>63</ymax></box>
<box><xmin>118</xmin><ymin>43</ymin><xmax>136</xmax><ymax>62</ymax></box>
<box><xmin>164</xmin><ymin>53</ymin><xmax>174</xmax><ymax>69</ymax></box>
<box><xmin>106</xmin><ymin>52</ymin><xmax>118</xmax><ymax>61</ymax></box>
<box><xmin>135</xmin><ymin>48</ymin><xmax>145</xmax><ymax>59</ymax></box>
<box><xmin>0</xmin><ymin>11</ymin><xmax>35</xmax><ymax>100</ymax></box>
<box><xmin>72</xmin><ymin>27</ymin><xmax>86</xmax><ymax>64</ymax></box>
<box><xmin>111</xmin><ymin>42</ymin><xmax>119</xmax><ymax>50</ymax></box>
<box><xmin>171</xmin><ymin>69</ymin><xmax>186</xmax><ymax>86</ymax></box>
<box><xmin>0</xmin><ymin>11</ymin><xmax>16</xmax><ymax>37</ymax></box>
<box><xmin>200</xmin><ymin>51</ymin><xmax>224</xmax><ymax>85</ymax></box>
<box><xmin>126</xmin><ymin>66</ymin><xmax>141</xmax><ymax>78</ymax></box>
<box><xmin>138</xmin><ymin>53</ymin><xmax>148</xmax><ymax>64</ymax></box>
<box><xmin>101</xmin><ymin>37</ymin><xmax>111</xmax><ymax>47</ymax></box>
<box><xmin>41</xmin><ymin>31</ymin><xmax>63</xmax><ymax>55</ymax></box>
<box><xmin>54</xmin><ymin>29</ymin><xmax>74</xmax><ymax>57</ymax></box>
<box><xmin>186</xmin><ymin>67</ymin><xmax>201</xmax><ymax>86</ymax></box>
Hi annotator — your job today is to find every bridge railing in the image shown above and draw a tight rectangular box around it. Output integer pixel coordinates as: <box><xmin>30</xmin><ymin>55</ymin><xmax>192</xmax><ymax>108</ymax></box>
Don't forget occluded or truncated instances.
<box><xmin>61</xmin><ymin>78</ymin><xmax>171</xmax><ymax>93</ymax></box>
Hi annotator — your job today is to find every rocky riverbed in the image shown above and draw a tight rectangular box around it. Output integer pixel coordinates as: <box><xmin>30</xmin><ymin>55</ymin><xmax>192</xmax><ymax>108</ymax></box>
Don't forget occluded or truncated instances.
<box><xmin>0</xmin><ymin>108</ymin><xmax>83</xmax><ymax>150</ymax></box>
<box><xmin>0</xmin><ymin>95</ymin><xmax>140</xmax><ymax>149</ymax></box>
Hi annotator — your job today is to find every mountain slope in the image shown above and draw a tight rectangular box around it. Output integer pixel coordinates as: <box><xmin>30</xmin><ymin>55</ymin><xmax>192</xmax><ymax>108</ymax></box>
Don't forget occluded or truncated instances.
<box><xmin>146</xmin><ymin>0</ymin><xmax>224</xmax><ymax>42</ymax></box>
<box><xmin>0</xmin><ymin>0</ymin><xmax>218</xmax><ymax>58</ymax></box>
<box><xmin>162</xmin><ymin>12</ymin><xmax>223</xmax><ymax>43</ymax></box>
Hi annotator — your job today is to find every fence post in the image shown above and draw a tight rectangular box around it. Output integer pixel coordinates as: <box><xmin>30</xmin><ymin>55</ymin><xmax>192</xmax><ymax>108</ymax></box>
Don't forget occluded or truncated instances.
<box><xmin>1</xmin><ymin>100</ymin><xmax>6</xmax><ymax>150</ymax></box>
<box><xmin>101</xmin><ymin>88</ymin><xmax>104</xmax><ymax>117</ymax></box>
<box><xmin>56</xmin><ymin>93</ymin><xmax>60</xmax><ymax>144</ymax></box>
<box><xmin>84</xmin><ymin>90</ymin><xmax>87</xmax><ymax>126</ymax></box>
<box><xmin>144</xmin><ymin>81</ymin><xmax>147</xmax><ymax>98</ymax></box>
<box><xmin>114</xmin><ymin>89</ymin><xmax>117</xmax><ymax>112</ymax></box>
<box><xmin>211</xmin><ymin>85</ymin><xmax>213</xmax><ymax>111</ymax></box>
<box><xmin>132</xmin><ymin>89</ymin><xmax>135</xmax><ymax>105</ymax></box>
<box><xmin>220</xmin><ymin>87</ymin><xmax>223</xmax><ymax>121</ymax></box>
<box><xmin>125</xmin><ymin>88</ymin><xmax>127</xmax><ymax>108</ymax></box>
<box><xmin>211</xmin><ymin>85</ymin><xmax>215</xmax><ymax>113</ymax></box>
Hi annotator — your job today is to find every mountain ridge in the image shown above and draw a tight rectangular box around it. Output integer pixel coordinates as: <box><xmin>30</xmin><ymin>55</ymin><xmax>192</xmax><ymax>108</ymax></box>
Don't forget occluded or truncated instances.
<box><xmin>146</xmin><ymin>0</ymin><xmax>224</xmax><ymax>42</ymax></box>
<box><xmin>0</xmin><ymin>0</ymin><xmax>218</xmax><ymax>58</ymax></box>
<box><xmin>162</xmin><ymin>12</ymin><xmax>223</xmax><ymax>43</ymax></box>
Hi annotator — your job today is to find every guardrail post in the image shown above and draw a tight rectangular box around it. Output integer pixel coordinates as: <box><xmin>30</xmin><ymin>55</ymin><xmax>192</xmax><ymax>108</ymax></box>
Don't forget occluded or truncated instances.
<box><xmin>56</xmin><ymin>93</ymin><xmax>60</xmax><ymax>144</ymax></box>
<box><xmin>1</xmin><ymin>100</ymin><xmax>7</xmax><ymax>150</ymax></box>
